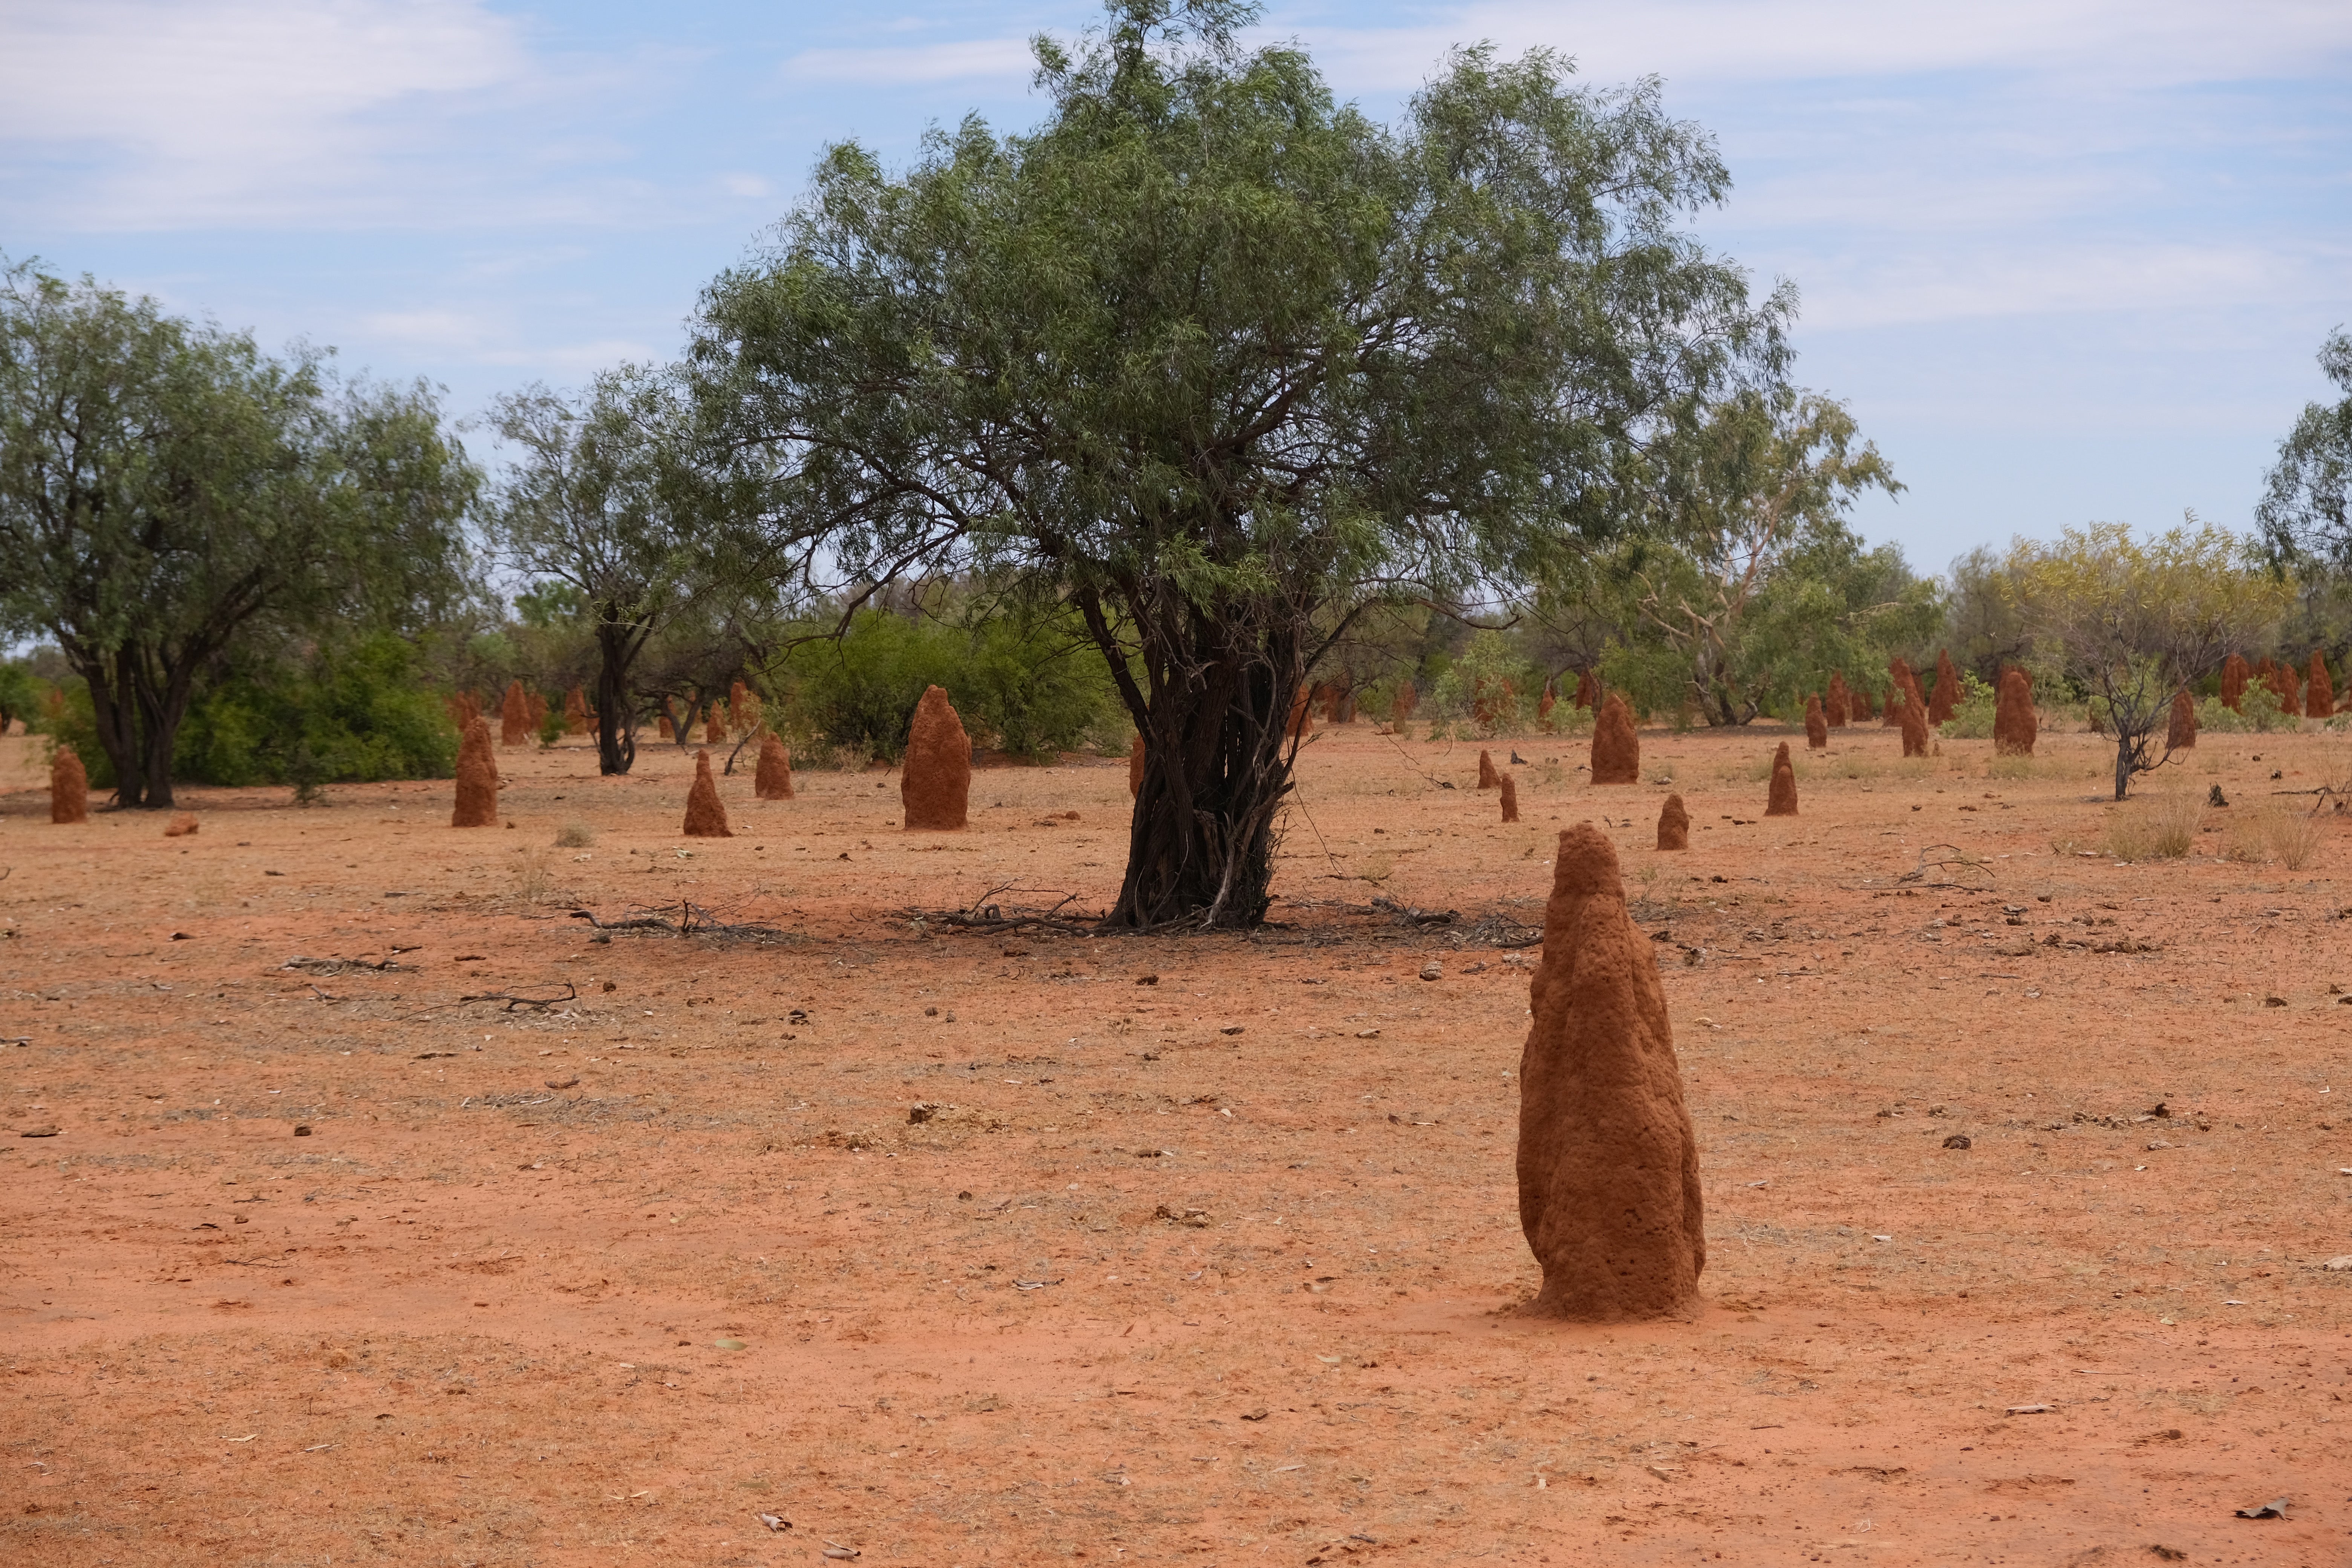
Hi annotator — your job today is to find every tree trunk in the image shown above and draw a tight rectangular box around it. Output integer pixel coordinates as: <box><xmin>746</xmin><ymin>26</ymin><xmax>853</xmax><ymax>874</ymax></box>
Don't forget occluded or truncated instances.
<box><xmin>592</xmin><ymin>619</ymin><xmax>640</xmax><ymax>776</ymax></box>
<box><xmin>1088</xmin><ymin>596</ymin><xmax>1299</xmax><ymax>929</ymax></box>
<box><xmin>74</xmin><ymin>643</ymin><xmax>197</xmax><ymax>808</ymax></box>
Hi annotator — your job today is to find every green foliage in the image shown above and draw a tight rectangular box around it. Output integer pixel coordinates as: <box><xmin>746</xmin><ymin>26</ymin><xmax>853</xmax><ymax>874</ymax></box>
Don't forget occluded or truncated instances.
<box><xmin>2256</xmin><ymin>329</ymin><xmax>2352</xmax><ymax>571</ymax></box>
<box><xmin>0</xmin><ymin>658</ymin><xmax>45</xmax><ymax>734</ymax></box>
<box><xmin>0</xmin><ymin>257</ymin><xmax>478</xmax><ymax>805</ymax></box>
<box><xmin>1939</xmin><ymin>671</ymin><xmax>2000</xmax><ymax>739</ymax></box>
<box><xmin>2196</xmin><ymin>682</ymin><xmax>2289</xmax><ymax>735</ymax></box>
<box><xmin>536</xmin><ymin>706</ymin><xmax>566</xmax><ymax>749</ymax></box>
<box><xmin>1605</xmin><ymin>387</ymin><xmax>1910</xmax><ymax>725</ymax></box>
<box><xmin>2004</xmin><ymin>519</ymin><xmax>2293</xmax><ymax>798</ymax></box>
<box><xmin>690</xmin><ymin>0</ymin><xmax>1788</xmax><ymax>925</ymax></box>
<box><xmin>49</xmin><ymin>633</ymin><xmax>455</xmax><ymax>789</ymax></box>
<box><xmin>780</xmin><ymin>606</ymin><xmax>1121</xmax><ymax>763</ymax></box>
<box><xmin>1428</xmin><ymin>631</ymin><xmax>1540</xmax><ymax>736</ymax></box>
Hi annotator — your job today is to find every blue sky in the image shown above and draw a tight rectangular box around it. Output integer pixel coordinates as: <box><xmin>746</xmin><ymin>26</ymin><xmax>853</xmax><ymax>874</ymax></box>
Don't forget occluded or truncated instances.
<box><xmin>3</xmin><ymin>0</ymin><xmax>2347</xmax><ymax>575</ymax></box>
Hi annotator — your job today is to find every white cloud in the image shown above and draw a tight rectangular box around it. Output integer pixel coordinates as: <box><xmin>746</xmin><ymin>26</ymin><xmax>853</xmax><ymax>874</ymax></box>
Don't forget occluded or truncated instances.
<box><xmin>1286</xmin><ymin>0</ymin><xmax>2352</xmax><ymax>94</ymax></box>
<box><xmin>780</xmin><ymin>36</ymin><xmax>1038</xmax><ymax>86</ymax></box>
<box><xmin>0</xmin><ymin>0</ymin><xmax>532</xmax><ymax>225</ymax></box>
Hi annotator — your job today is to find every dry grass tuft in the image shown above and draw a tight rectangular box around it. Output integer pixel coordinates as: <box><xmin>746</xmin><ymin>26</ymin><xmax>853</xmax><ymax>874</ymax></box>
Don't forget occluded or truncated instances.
<box><xmin>554</xmin><ymin>820</ymin><xmax>596</xmax><ymax>848</ymax></box>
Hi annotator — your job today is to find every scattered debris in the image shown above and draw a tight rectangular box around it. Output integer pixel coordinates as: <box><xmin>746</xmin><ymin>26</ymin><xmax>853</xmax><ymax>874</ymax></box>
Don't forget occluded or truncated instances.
<box><xmin>458</xmin><ymin>983</ymin><xmax>579</xmax><ymax>1013</ymax></box>
<box><xmin>2233</xmin><ymin>1498</ymin><xmax>2289</xmax><ymax>1520</ymax></box>
<box><xmin>755</xmin><ymin>1513</ymin><xmax>790</xmax><ymax>1533</ymax></box>
<box><xmin>2004</xmin><ymin>1404</ymin><xmax>2054</xmax><ymax>1415</ymax></box>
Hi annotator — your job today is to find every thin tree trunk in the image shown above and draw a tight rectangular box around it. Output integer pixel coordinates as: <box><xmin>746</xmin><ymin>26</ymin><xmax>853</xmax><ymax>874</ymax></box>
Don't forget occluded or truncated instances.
<box><xmin>593</xmin><ymin>619</ymin><xmax>640</xmax><ymax>776</ymax></box>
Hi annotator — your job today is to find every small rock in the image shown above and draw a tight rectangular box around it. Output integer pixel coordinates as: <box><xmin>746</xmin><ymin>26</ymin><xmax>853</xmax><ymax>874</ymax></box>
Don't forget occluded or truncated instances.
<box><xmin>18</xmin><ymin>1124</ymin><xmax>60</xmax><ymax>1138</ymax></box>
<box><xmin>1418</xmin><ymin>962</ymin><xmax>1442</xmax><ymax>982</ymax></box>
<box><xmin>907</xmin><ymin>1103</ymin><xmax>939</xmax><ymax>1124</ymax></box>
<box><xmin>713</xmin><ymin>1338</ymin><xmax>746</xmax><ymax>1351</ymax></box>
<box><xmin>546</xmin><ymin>1077</ymin><xmax>580</xmax><ymax>1090</ymax></box>
<box><xmin>292</xmin><ymin>1124</ymin><xmax>311</xmax><ymax>1137</ymax></box>
<box><xmin>2263</xmin><ymin>995</ymin><xmax>2288</xmax><ymax>1008</ymax></box>
<box><xmin>2320</xmin><ymin>1255</ymin><xmax>2352</xmax><ymax>1271</ymax></box>
<box><xmin>1220</xmin><ymin>1025</ymin><xmax>1244</xmax><ymax>1036</ymax></box>
<box><xmin>1942</xmin><ymin>1134</ymin><xmax>1972</xmax><ymax>1150</ymax></box>
<box><xmin>1135</xmin><ymin>974</ymin><xmax>1159</xmax><ymax>986</ymax></box>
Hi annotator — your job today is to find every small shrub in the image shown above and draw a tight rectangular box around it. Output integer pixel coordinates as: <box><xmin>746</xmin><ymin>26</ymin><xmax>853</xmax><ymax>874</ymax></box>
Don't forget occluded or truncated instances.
<box><xmin>2196</xmin><ymin>684</ymin><xmax>2288</xmax><ymax>735</ymax></box>
<box><xmin>554</xmin><ymin>820</ymin><xmax>596</xmax><ymax>848</ymax></box>
<box><xmin>1939</xmin><ymin>672</ymin><xmax>1998</xmax><ymax>740</ymax></box>
<box><xmin>537</xmin><ymin>708</ymin><xmax>565</xmax><ymax>750</ymax></box>
<box><xmin>514</xmin><ymin>849</ymin><xmax>556</xmax><ymax>905</ymax></box>
<box><xmin>2268</xmin><ymin>806</ymin><xmax>2323</xmax><ymax>871</ymax></box>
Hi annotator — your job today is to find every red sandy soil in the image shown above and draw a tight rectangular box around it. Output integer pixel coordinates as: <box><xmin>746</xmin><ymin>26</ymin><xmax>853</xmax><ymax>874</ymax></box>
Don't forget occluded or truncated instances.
<box><xmin>3</xmin><ymin>720</ymin><xmax>2350</xmax><ymax>1566</ymax></box>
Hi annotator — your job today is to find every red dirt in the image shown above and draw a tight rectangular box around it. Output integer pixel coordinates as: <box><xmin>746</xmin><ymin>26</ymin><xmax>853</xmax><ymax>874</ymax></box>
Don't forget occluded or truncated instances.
<box><xmin>3</xmin><ymin>720</ymin><xmax>2351</xmax><ymax>1564</ymax></box>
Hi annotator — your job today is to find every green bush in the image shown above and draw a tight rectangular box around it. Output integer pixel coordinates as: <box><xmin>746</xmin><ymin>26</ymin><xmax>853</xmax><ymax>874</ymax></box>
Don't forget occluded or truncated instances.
<box><xmin>1939</xmin><ymin>671</ymin><xmax>1999</xmax><ymax>739</ymax></box>
<box><xmin>47</xmin><ymin>632</ymin><xmax>457</xmax><ymax>791</ymax></box>
<box><xmin>2196</xmin><ymin>683</ymin><xmax>2288</xmax><ymax>734</ymax></box>
<box><xmin>782</xmin><ymin>607</ymin><xmax>1122</xmax><ymax>763</ymax></box>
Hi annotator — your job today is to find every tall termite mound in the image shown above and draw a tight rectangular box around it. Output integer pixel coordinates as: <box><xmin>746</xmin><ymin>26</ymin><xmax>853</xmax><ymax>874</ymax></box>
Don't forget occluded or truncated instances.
<box><xmin>2166</xmin><ymin>688</ymin><xmax>2197</xmax><ymax>750</ymax></box>
<box><xmin>1516</xmin><ymin>824</ymin><xmax>1705</xmax><ymax>1320</ymax></box>
<box><xmin>1890</xmin><ymin>656</ymin><xmax>1928</xmax><ymax>725</ymax></box>
<box><xmin>499</xmin><ymin>680</ymin><xmax>529</xmax><ymax>746</ymax></box>
<box><xmin>1804</xmin><ymin>694</ymin><xmax>1828</xmax><ymax>750</ymax></box>
<box><xmin>1766</xmin><ymin>741</ymin><xmax>1799</xmax><ymax>815</ymax></box>
<box><xmin>755</xmin><ymin>733</ymin><xmax>794</xmax><ymax>800</ymax></box>
<box><xmin>1930</xmin><ymin>648</ymin><xmax>1960</xmax><ymax>726</ymax></box>
<box><xmin>902</xmin><ymin>684</ymin><xmax>972</xmax><ymax>830</ymax></box>
<box><xmin>451</xmin><ymin>717</ymin><xmax>499</xmax><ymax>827</ymax></box>
<box><xmin>527</xmin><ymin>690</ymin><xmax>549</xmax><ymax>732</ymax></box>
<box><xmin>1589</xmin><ymin>692</ymin><xmax>1640</xmax><ymax>784</ymax></box>
<box><xmin>1285</xmin><ymin>686</ymin><xmax>1312</xmax><ymax>740</ymax></box>
<box><xmin>1825</xmin><ymin>672</ymin><xmax>1851</xmax><ymax>727</ymax></box>
<box><xmin>2309</xmin><ymin>652</ymin><xmax>2335</xmax><ymax>720</ymax></box>
<box><xmin>50</xmin><ymin>744</ymin><xmax>88</xmax><ymax>824</ymax></box>
<box><xmin>563</xmin><ymin>686</ymin><xmax>590</xmax><ymax>734</ymax></box>
<box><xmin>1572</xmin><ymin>669</ymin><xmax>1596</xmax><ymax>709</ymax></box>
<box><xmin>1537</xmin><ymin>686</ymin><xmax>1556</xmax><ymax>729</ymax></box>
<box><xmin>2221</xmin><ymin>654</ymin><xmax>2249</xmax><ymax>711</ymax></box>
<box><xmin>1128</xmin><ymin>733</ymin><xmax>1145</xmax><ymax>798</ymax></box>
<box><xmin>1655</xmin><ymin>793</ymin><xmax>1689</xmax><ymax>850</ymax></box>
<box><xmin>1994</xmin><ymin>669</ymin><xmax>2037</xmax><ymax>756</ymax></box>
<box><xmin>1499</xmin><ymin>773</ymin><xmax>1520</xmax><ymax>823</ymax></box>
<box><xmin>1478</xmin><ymin>749</ymin><xmax>1501</xmax><ymax>789</ymax></box>
<box><xmin>683</xmin><ymin>749</ymin><xmax>732</xmax><ymax>837</ymax></box>
<box><xmin>1850</xmin><ymin>681</ymin><xmax>1875</xmax><ymax>721</ymax></box>
<box><xmin>704</xmin><ymin>704</ymin><xmax>726</xmax><ymax>744</ymax></box>
<box><xmin>1391</xmin><ymin>681</ymin><xmax>1418</xmax><ymax>724</ymax></box>
<box><xmin>729</xmin><ymin>680</ymin><xmax>753</xmax><ymax>733</ymax></box>
<box><xmin>2271</xmin><ymin>660</ymin><xmax>2304</xmax><ymax>717</ymax></box>
<box><xmin>1900</xmin><ymin>690</ymin><xmax>1929</xmax><ymax>758</ymax></box>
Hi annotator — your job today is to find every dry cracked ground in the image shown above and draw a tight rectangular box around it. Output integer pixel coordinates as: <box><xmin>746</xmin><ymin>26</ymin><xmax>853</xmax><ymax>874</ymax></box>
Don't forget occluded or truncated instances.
<box><xmin>3</xmin><ymin>718</ymin><xmax>2349</xmax><ymax>1566</ymax></box>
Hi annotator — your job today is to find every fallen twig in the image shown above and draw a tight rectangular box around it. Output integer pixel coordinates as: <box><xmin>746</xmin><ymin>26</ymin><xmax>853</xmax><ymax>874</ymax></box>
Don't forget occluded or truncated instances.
<box><xmin>282</xmin><ymin>956</ymin><xmax>413</xmax><ymax>976</ymax></box>
<box><xmin>1894</xmin><ymin>844</ymin><xmax>1995</xmax><ymax>888</ymax></box>
<box><xmin>1372</xmin><ymin>895</ymin><xmax>1459</xmax><ymax>927</ymax></box>
<box><xmin>458</xmin><ymin>983</ymin><xmax>579</xmax><ymax>1012</ymax></box>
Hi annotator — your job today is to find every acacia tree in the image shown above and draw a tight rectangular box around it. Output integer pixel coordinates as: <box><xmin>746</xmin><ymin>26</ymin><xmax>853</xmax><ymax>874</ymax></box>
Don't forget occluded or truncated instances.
<box><xmin>481</xmin><ymin>369</ymin><xmax>719</xmax><ymax>775</ymax></box>
<box><xmin>691</xmin><ymin>0</ymin><xmax>1785</xmax><ymax>926</ymax></box>
<box><xmin>2257</xmin><ymin>328</ymin><xmax>2352</xmax><ymax>569</ymax></box>
<box><xmin>2005</xmin><ymin>520</ymin><xmax>2291</xmax><ymax>800</ymax></box>
<box><xmin>1611</xmin><ymin>387</ymin><xmax>1906</xmax><ymax>723</ymax></box>
<box><xmin>0</xmin><ymin>260</ymin><xmax>476</xmax><ymax>806</ymax></box>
